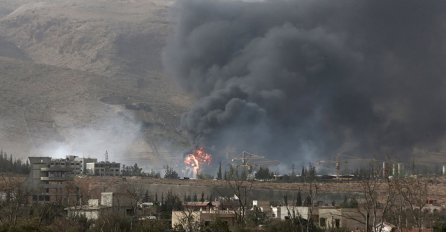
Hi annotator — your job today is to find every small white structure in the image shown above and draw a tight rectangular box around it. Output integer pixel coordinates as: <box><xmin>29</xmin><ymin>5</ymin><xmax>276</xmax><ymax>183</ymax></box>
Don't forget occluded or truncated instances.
<box><xmin>272</xmin><ymin>206</ymin><xmax>317</xmax><ymax>220</ymax></box>
<box><xmin>374</xmin><ymin>222</ymin><xmax>396</xmax><ymax>232</ymax></box>
<box><xmin>172</xmin><ymin>210</ymin><xmax>236</xmax><ymax>229</ymax></box>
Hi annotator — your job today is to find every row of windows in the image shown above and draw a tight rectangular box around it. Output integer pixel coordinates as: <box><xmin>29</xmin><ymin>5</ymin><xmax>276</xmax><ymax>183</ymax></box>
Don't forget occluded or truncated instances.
<box><xmin>32</xmin><ymin>195</ymin><xmax>50</xmax><ymax>201</ymax></box>
<box><xmin>319</xmin><ymin>217</ymin><xmax>340</xmax><ymax>228</ymax></box>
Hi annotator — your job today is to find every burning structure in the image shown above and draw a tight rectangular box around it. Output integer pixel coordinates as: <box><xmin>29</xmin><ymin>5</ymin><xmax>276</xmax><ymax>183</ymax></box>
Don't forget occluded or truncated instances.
<box><xmin>183</xmin><ymin>146</ymin><xmax>212</xmax><ymax>178</ymax></box>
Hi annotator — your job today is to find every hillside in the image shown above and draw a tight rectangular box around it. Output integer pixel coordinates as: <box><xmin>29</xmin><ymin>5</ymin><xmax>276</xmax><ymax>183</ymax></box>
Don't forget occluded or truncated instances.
<box><xmin>0</xmin><ymin>0</ymin><xmax>192</xmax><ymax>169</ymax></box>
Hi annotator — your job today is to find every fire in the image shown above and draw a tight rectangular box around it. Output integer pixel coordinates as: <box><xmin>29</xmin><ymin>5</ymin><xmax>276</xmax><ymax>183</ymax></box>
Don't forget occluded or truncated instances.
<box><xmin>183</xmin><ymin>146</ymin><xmax>212</xmax><ymax>178</ymax></box>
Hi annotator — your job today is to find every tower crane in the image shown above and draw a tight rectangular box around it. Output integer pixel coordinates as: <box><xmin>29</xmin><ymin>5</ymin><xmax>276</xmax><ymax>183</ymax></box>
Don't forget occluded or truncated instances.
<box><xmin>315</xmin><ymin>154</ymin><xmax>381</xmax><ymax>177</ymax></box>
<box><xmin>231</xmin><ymin>151</ymin><xmax>279</xmax><ymax>171</ymax></box>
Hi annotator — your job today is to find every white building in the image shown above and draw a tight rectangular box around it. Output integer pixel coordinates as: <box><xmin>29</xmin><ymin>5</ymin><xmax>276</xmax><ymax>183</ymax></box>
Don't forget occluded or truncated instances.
<box><xmin>318</xmin><ymin>207</ymin><xmax>365</xmax><ymax>230</ymax></box>
<box><xmin>272</xmin><ymin>206</ymin><xmax>318</xmax><ymax>221</ymax></box>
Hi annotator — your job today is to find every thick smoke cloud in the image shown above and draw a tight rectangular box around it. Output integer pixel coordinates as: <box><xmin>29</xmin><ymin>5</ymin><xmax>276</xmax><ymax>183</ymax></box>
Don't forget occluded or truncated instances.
<box><xmin>164</xmin><ymin>0</ymin><xmax>446</xmax><ymax>162</ymax></box>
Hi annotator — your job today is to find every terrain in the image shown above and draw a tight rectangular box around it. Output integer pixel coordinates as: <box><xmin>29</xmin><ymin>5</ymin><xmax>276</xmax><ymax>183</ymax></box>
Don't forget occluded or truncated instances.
<box><xmin>0</xmin><ymin>0</ymin><xmax>190</xmax><ymax>169</ymax></box>
<box><xmin>74</xmin><ymin>176</ymin><xmax>446</xmax><ymax>205</ymax></box>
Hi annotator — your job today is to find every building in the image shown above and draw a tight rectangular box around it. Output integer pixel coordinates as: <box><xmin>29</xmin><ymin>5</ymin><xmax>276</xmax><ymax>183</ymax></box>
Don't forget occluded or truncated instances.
<box><xmin>318</xmin><ymin>207</ymin><xmax>365</xmax><ymax>230</ymax></box>
<box><xmin>27</xmin><ymin>157</ymin><xmax>79</xmax><ymax>204</ymax></box>
<box><xmin>183</xmin><ymin>201</ymin><xmax>221</xmax><ymax>211</ymax></box>
<box><xmin>171</xmin><ymin>210</ymin><xmax>236</xmax><ymax>230</ymax></box>
<box><xmin>79</xmin><ymin>157</ymin><xmax>98</xmax><ymax>174</ymax></box>
<box><xmin>86</xmin><ymin>161</ymin><xmax>120</xmax><ymax>176</ymax></box>
<box><xmin>269</xmin><ymin>205</ymin><xmax>368</xmax><ymax>231</ymax></box>
<box><xmin>272</xmin><ymin>206</ymin><xmax>318</xmax><ymax>221</ymax></box>
<box><xmin>172</xmin><ymin>200</ymin><xmax>236</xmax><ymax>229</ymax></box>
<box><xmin>65</xmin><ymin>192</ymin><xmax>136</xmax><ymax>220</ymax></box>
<box><xmin>253</xmin><ymin>200</ymin><xmax>275</xmax><ymax>218</ymax></box>
<box><xmin>50</xmin><ymin>156</ymin><xmax>82</xmax><ymax>175</ymax></box>
<box><xmin>40</xmin><ymin>155</ymin><xmax>97</xmax><ymax>175</ymax></box>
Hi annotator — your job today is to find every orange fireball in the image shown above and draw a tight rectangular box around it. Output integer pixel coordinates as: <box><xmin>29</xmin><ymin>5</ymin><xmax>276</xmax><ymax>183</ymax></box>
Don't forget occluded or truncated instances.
<box><xmin>184</xmin><ymin>146</ymin><xmax>212</xmax><ymax>178</ymax></box>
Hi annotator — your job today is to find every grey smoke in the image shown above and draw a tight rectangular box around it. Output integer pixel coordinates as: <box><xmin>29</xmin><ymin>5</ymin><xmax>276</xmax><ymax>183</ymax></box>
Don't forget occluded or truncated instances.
<box><xmin>163</xmin><ymin>0</ymin><xmax>446</xmax><ymax>162</ymax></box>
<box><xmin>36</xmin><ymin>109</ymin><xmax>149</xmax><ymax>165</ymax></box>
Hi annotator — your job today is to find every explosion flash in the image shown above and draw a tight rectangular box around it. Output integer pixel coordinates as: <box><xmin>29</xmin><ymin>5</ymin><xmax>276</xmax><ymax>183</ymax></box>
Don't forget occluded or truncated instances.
<box><xmin>183</xmin><ymin>146</ymin><xmax>212</xmax><ymax>178</ymax></box>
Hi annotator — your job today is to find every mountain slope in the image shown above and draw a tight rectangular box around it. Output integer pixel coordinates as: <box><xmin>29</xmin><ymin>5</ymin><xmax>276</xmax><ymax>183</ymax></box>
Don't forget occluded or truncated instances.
<box><xmin>0</xmin><ymin>0</ymin><xmax>192</xmax><ymax>169</ymax></box>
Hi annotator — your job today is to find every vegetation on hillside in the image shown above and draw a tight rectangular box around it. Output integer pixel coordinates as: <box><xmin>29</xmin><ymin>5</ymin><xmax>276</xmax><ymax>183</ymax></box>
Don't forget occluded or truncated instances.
<box><xmin>0</xmin><ymin>150</ymin><xmax>30</xmax><ymax>174</ymax></box>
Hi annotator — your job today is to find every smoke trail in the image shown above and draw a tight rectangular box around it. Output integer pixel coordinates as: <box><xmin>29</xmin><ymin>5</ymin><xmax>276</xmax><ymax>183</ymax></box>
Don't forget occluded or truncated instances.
<box><xmin>164</xmin><ymin>0</ymin><xmax>446</xmax><ymax>161</ymax></box>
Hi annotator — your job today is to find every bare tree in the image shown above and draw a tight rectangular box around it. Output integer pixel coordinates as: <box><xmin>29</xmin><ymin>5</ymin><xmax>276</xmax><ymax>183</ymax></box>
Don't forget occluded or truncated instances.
<box><xmin>283</xmin><ymin>190</ymin><xmax>306</xmax><ymax>232</ymax></box>
<box><xmin>338</xmin><ymin>165</ymin><xmax>397</xmax><ymax>232</ymax></box>
<box><xmin>0</xmin><ymin>174</ymin><xmax>27</xmax><ymax>228</ymax></box>
<box><xmin>394</xmin><ymin>177</ymin><xmax>429</xmax><ymax>232</ymax></box>
<box><xmin>282</xmin><ymin>182</ymin><xmax>318</xmax><ymax>232</ymax></box>
<box><xmin>225</xmin><ymin>165</ymin><xmax>254</xmax><ymax>225</ymax></box>
<box><xmin>174</xmin><ymin>207</ymin><xmax>200</xmax><ymax>232</ymax></box>
<box><xmin>300</xmin><ymin>179</ymin><xmax>319</xmax><ymax>232</ymax></box>
<box><xmin>360</xmin><ymin>177</ymin><xmax>397</xmax><ymax>232</ymax></box>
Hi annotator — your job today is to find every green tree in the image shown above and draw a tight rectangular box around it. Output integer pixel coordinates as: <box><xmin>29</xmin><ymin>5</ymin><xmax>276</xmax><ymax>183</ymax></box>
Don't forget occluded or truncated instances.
<box><xmin>199</xmin><ymin>218</ymin><xmax>230</xmax><ymax>232</ymax></box>
<box><xmin>217</xmin><ymin>161</ymin><xmax>223</xmax><ymax>180</ymax></box>
<box><xmin>255</xmin><ymin>167</ymin><xmax>274</xmax><ymax>180</ymax></box>
<box><xmin>200</xmin><ymin>192</ymin><xmax>205</xmax><ymax>202</ymax></box>
<box><xmin>164</xmin><ymin>165</ymin><xmax>179</xmax><ymax>179</ymax></box>
<box><xmin>158</xmin><ymin>191</ymin><xmax>183</xmax><ymax>220</ymax></box>
<box><xmin>296</xmin><ymin>190</ymin><xmax>302</xmax><ymax>206</ymax></box>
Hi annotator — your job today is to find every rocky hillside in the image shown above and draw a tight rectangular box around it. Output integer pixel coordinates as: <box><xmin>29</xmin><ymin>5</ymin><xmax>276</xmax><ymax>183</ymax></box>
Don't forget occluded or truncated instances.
<box><xmin>0</xmin><ymin>0</ymin><xmax>191</xmax><ymax>169</ymax></box>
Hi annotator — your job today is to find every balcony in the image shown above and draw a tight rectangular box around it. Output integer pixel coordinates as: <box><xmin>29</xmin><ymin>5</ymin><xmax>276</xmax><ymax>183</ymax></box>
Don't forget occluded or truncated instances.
<box><xmin>41</xmin><ymin>184</ymin><xmax>66</xmax><ymax>189</ymax></box>
<box><xmin>40</xmin><ymin>176</ymin><xmax>71</xmax><ymax>181</ymax></box>
<box><xmin>40</xmin><ymin>167</ymin><xmax>72</xmax><ymax>172</ymax></box>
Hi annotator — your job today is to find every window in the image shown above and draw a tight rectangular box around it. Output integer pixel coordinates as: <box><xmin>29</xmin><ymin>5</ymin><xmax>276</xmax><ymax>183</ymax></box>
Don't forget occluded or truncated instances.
<box><xmin>320</xmin><ymin>218</ymin><xmax>326</xmax><ymax>227</ymax></box>
<box><xmin>335</xmin><ymin>219</ymin><xmax>340</xmax><ymax>228</ymax></box>
<box><xmin>126</xmin><ymin>209</ymin><xmax>134</xmax><ymax>215</ymax></box>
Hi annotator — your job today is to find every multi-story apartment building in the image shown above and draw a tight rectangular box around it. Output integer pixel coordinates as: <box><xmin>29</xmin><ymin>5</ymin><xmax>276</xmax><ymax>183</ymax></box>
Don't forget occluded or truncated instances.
<box><xmin>85</xmin><ymin>161</ymin><xmax>121</xmax><ymax>176</ymax></box>
<box><xmin>27</xmin><ymin>155</ymin><xmax>120</xmax><ymax>204</ymax></box>
<box><xmin>50</xmin><ymin>156</ymin><xmax>98</xmax><ymax>175</ymax></box>
<box><xmin>28</xmin><ymin>156</ymin><xmax>78</xmax><ymax>204</ymax></box>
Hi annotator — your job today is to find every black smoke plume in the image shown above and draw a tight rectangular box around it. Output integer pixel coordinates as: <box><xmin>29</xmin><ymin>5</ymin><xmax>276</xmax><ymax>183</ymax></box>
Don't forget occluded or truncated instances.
<box><xmin>163</xmin><ymin>0</ymin><xmax>446</xmax><ymax>162</ymax></box>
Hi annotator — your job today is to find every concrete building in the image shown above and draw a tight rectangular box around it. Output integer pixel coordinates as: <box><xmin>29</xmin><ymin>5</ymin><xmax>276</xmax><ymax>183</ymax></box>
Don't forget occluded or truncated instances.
<box><xmin>79</xmin><ymin>157</ymin><xmax>98</xmax><ymax>174</ymax></box>
<box><xmin>272</xmin><ymin>206</ymin><xmax>318</xmax><ymax>221</ymax></box>
<box><xmin>171</xmin><ymin>210</ymin><xmax>236</xmax><ymax>229</ymax></box>
<box><xmin>27</xmin><ymin>157</ymin><xmax>78</xmax><ymax>204</ymax></box>
<box><xmin>86</xmin><ymin>161</ymin><xmax>120</xmax><ymax>176</ymax></box>
<box><xmin>36</xmin><ymin>155</ymin><xmax>97</xmax><ymax>175</ymax></box>
<box><xmin>183</xmin><ymin>201</ymin><xmax>221</xmax><ymax>211</ymax></box>
<box><xmin>253</xmin><ymin>200</ymin><xmax>275</xmax><ymax>218</ymax></box>
<box><xmin>65</xmin><ymin>192</ymin><xmax>137</xmax><ymax>220</ymax></box>
<box><xmin>50</xmin><ymin>156</ymin><xmax>82</xmax><ymax>175</ymax></box>
<box><xmin>318</xmin><ymin>207</ymin><xmax>364</xmax><ymax>230</ymax></box>
<box><xmin>269</xmin><ymin>205</ymin><xmax>367</xmax><ymax>231</ymax></box>
<box><xmin>172</xmin><ymin>200</ymin><xmax>237</xmax><ymax>229</ymax></box>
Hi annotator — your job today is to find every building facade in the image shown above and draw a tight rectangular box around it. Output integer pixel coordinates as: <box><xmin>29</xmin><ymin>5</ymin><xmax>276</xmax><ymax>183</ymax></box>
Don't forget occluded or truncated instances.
<box><xmin>27</xmin><ymin>157</ymin><xmax>78</xmax><ymax>204</ymax></box>
<box><xmin>86</xmin><ymin>161</ymin><xmax>120</xmax><ymax>176</ymax></box>
<box><xmin>65</xmin><ymin>192</ymin><xmax>136</xmax><ymax>220</ymax></box>
<box><xmin>171</xmin><ymin>210</ymin><xmax>236</xmax><ymax>230</ymax></box>
<box><xmin>318</xmin><ymin>207</ymin><xmax>365</xmax><ymax>230</ymax></box>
